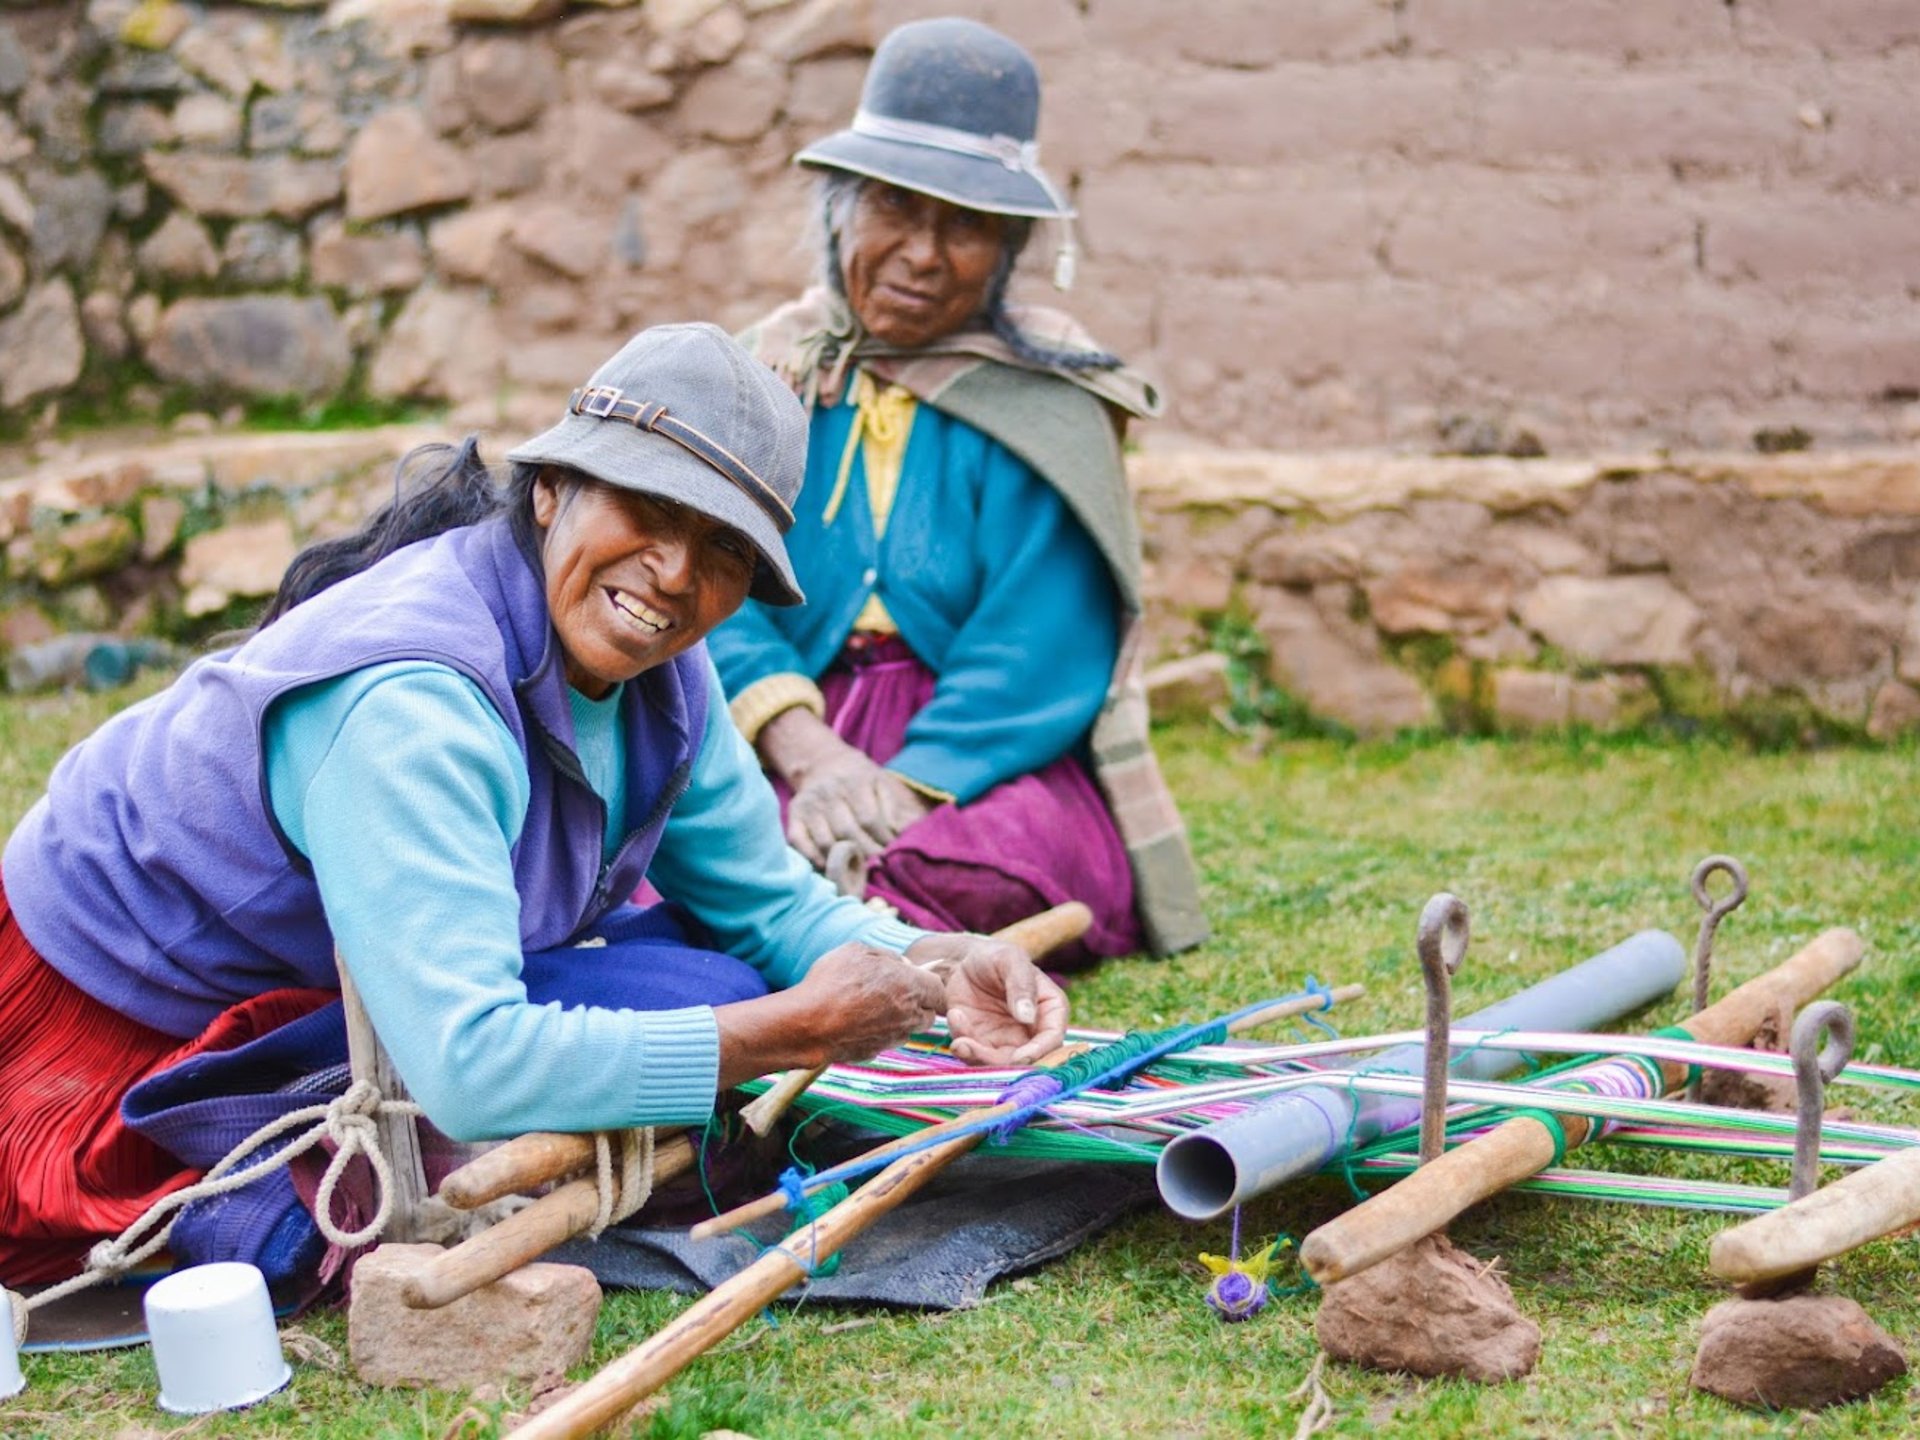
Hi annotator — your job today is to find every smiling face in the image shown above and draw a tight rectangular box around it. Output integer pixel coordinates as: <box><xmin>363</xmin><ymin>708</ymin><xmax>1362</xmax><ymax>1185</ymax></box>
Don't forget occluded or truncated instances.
<box><xmin>532</xmin><ymin>470</ymin><xmax>757</xmax><ymax>698</ymax></box>
<box><xmin>838</xmin><ymin>182</ymin><xmax>1008</xmax><ymax>349</ymax></box>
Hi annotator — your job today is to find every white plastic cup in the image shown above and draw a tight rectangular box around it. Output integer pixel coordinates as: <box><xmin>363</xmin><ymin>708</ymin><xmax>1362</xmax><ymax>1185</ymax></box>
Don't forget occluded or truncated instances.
<box><xmin>142</xmin><ymin>1262</ymin><xmax>291</xmax><ymax>1415</ymax></box>
<box><xmin>0</xmin><ymin>1288</ymin><xmax>25</xmax><ymax>1399</ymax></box>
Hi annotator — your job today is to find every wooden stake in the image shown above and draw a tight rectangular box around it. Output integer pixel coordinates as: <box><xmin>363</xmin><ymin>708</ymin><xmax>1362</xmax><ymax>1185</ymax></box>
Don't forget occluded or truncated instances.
<box><xmin>1298</xmin><ymin>927</ymin><xmax>1863</xmax><ymax>1286</ymax></box>
<box><xmin>1710</xmin><ymin>1145</ymin><xmax>1920</xmax><ymax>1289</ymax></box>
<box><xmin>402</xmin><ymin>1133</ymin><xmax>696</xmax><ymax>1310</ymax></box>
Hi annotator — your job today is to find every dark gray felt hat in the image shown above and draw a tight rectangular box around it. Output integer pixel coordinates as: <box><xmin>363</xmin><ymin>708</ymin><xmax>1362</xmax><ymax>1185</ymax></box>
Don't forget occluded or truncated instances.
<box><xmin>507</xmin><ymin>323</ymin><xmax>808</xmax><ymax>607</ymax></box>
<box><xmin>795</xmin><ymin>17</ymin><xmax>1073</xmax><ymax>222</ymax></box>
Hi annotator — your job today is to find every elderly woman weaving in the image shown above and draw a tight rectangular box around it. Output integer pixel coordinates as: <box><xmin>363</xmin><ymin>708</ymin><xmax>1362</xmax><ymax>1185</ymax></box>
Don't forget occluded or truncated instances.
<box><xmin>0</xmin><ymin>323</ymin><xmax>1066</xmax><ymax>1293</ymax></box>
<box><xmin>714</xmin><ymin>18</ymin><xmax>1208</xmax><ymax>968</ymax></box>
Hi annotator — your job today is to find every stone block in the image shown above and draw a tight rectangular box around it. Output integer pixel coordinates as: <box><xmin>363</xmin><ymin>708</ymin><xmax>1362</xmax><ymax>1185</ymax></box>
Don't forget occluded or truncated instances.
<box><xmin>179</xmin><ymin>517</ymin><xmax>298</xmax><ymax>604</ymax></box>
<box><xmin>310</xmin><ymin>219</ymin><xmax>425</xmax><ymax>294</ymax></box>
<box><xmin>0</xmin><ymin>173</ymin><xmax>32</xmax><ymax>239</ymax></box>
<box><xmin>1365</xmin><ymin>561</ymin><xmax>1515</xmax><ymax>636</ymax></box>
<box><xmin>429</xmin><ymin>205</ymin><xmax>517</xmax><ymax>284</ymax></box>
<box><xmin>171</xmin><ymin>92</ymin><xmax>243</xmax><ymax>150</ymax></box>
<box><xmin>145</xmin><ymin>151</ymin><xmax>341</xmax><ymax>219</ymax></box>
<box><xmin>468</xmin><ymin>133</ymin><xmax>548</xmax><ymax>200</ymax></box>
<box><xmin>345</xmin><ymin>108</ymin><xmax>475</xmax><ymax>222</ymax></box>
<box><xmin>448</xmin><ymin>0</ymin><xmax>565</xmax><ymax>23</ymax></box>
<box><xmin>1145</xmin><ymin>61</ymin><xmax>1472</xmax><ymax>167</ymax></box>
<box><xmin>36</xmin><ymin>514</ymin><xmax>137</xmax><ymax>587</ymax></box>
<box><xmin>1739</xmin><ymin>0</ymin><xmax>1920</xmax><ymax>55</ymax></box>
<box><xmin>139</xmin><ymin>493</ymin><xmax>186</xmax><ymax>560</ymax></box>
<box><xmin>676</xmin><ymin>53</ymin><xmax>785</xmax><ymax>141</ymax></box>
<box><xmin>147</xmin><ymin>296</ymin><xmax>351</xmax><ymax>398</ymax></box>
<box><xmin>369</xmin><ymin>286</ymin><xmax>506</xmax><ymax>402</ymax></box>
<box><xmin>1384</xmin><ymin>169</ymin><xmax>1692</xmax><ymax>285</ymax></box>
<box><xmin>0</xmin><ymin>237</ymin><xmax>24</xmax><ymax>310</ymax></box>
<box><xmin>348</xmin><ymin>1244</ymin><xmax>600</xmax><ymax>1391</ymax></box>
<box><xmin>550</xmin><ymin>103</ymin><xmax>676</xmax><ymax>200</ymax></box>
<box><xmin>508</xmin><ymin>204</ymin><xmax>604</xmax><ymax>279</ymax></box>
<box><xmin>1089</xmin><ymin>0</ymin><xmax>1393</xmax><ymax>63</ymax></box>
<box><xmin>28</xmin><ymin>168</ymin><xmax>112</xmax><ymax>274</ymax></box>
<box><xmin>222</xmin><ymin>221</ymin><xmax>305</xmax><ymax>287</ymax></box>
<box><xmin>1822</xmin><ymin>61</ymin><xmax>1920</xmax><ymax>188</ymax></box>
<box><xmin>1704</xmin><ymin>193</ymin><xmax>1919</xmax><ymax>291</ymax></box>
<box><xmin>79</xmin><ymin>290</ymin><xmax>129</xmax><ymax>360</ymax></box>
<box><xmin>764</xmin><ymin>0</ymin><xmax>877</xmax><ymax>62</ymax></box>
<box><xmin>685</xmin><ymin>5</ymin><xmax>747</xmax><ymax>64</ymax></box>
<box><xmin>1080</xmin><ymin>163</ymin><xmax>1379</xmax><ymax>282</ymax></box>
<box><xmin>459</xmin><ymin>34</ymin><xmax>557</xmax><ymax>132</ymax></box>
<box><xmin>98</xmin><ymin>100</ymin><xmax>172</xmax><ymax>156</ymax></box>
<box><xmin>1247</xmin><ymin>530</ymin><xmax>1363</xmax><ymax>587</ymax></box>
<box><xmin>1868</xmin><ymin>680</ymin><xmax>1920</xmax><ymax>740</ymax></box>
<box><xmin>1145</xmin><ymin>650</ymin><xmax>1230</xmax><ymax>721</ymax></box>
<box><xmin>137</xmin><ymin>211</ymin><xmax>219</xmax><ymax>281</ymax></box>
<box><xmin>593</xmin><ymin>61</ymin><xmax>676</xmax><ymax>112</ymax></box>
<box><xmin>1734</xmin><ymin>592</ymin><xmax>1900</xmax><ymax>687</ymax></box>
<box><xmin>0</xmin><ymin>280</ymin><xmax>84</xmax><ymax>408</ymax></box>
<box><xmin>1406</xmin><ymin>0</ymin><xmax>1736</xmax><ymax>57</ymax></box>
<box><xmin>1515</xmin><ymin>574</ymin><xmax>1703</xmax><ymax>667</ymax></box>
<box><xmin>1254</xmin><ymin>586</ymin><xmax>1434</xmax><ymax>735</ymax></box>
<box><xmin>1479</xmin><ymin>64</ymin><xmax>1802</xmax><ymax>173</ymax></box>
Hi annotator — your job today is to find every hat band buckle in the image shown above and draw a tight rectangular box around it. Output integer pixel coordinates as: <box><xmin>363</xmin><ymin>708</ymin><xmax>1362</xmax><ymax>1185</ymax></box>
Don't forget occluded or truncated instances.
<box><xmin>565</xmin><ymin>386</ymin><xmax>795</xmax><ymax>534</ymax></box>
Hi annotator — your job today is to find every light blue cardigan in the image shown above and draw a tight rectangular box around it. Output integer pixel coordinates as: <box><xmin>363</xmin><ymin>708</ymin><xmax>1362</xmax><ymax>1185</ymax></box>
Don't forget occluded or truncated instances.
<box><xmin>708</xmin><ymin>391</ymin><xmax>1120</xmax><ymax>805</ymax></box>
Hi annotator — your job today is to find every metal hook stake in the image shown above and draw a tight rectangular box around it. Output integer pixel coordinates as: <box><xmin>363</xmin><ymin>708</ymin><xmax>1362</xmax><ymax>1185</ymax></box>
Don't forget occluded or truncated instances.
<box><xmin>1417</xmin><ymin>893</ymin><xmax>1470</xmax><ymax>1167</ymax></box>
<box><xmin>1687</xmin><ymin>855</ymin><xmax>1749</xmax><ymax>1103</ymax></box>
<box><xmin>1789</xmin><ymin>1001</ymin><xmax>1854</xmax><ymax>1204</ymax></box>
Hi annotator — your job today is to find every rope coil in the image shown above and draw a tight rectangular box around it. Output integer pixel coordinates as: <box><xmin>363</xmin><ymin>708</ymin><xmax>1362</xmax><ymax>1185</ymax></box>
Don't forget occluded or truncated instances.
<box><xmin>588</xmin><ymin>1127</ymin><xmax>657</xmax><ymax>1238</ymax></box>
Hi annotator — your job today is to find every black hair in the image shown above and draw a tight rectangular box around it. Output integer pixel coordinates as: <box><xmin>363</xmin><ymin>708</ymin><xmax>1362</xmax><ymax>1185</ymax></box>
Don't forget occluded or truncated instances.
<box><xmin>259</xmin><ymin>437</ymin><xmax>548</xmax><ymax>626</ymax></box>
<box><xmin>818</xmin><ymin>173</ymin><xmax>1122</xmax><ymax>374</ymax></box>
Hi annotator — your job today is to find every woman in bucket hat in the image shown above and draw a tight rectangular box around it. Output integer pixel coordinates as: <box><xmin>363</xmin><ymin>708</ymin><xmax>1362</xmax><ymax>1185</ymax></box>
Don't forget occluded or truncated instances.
<box><xmin>0</xmin><ymin>322</ymin><xmax>1066</xmax><ymax>1294</ymax></box>
<box><xmin>715</xmin><ymin>17</ymin><xmax>1208</xmax><ymax>968</ymax></box>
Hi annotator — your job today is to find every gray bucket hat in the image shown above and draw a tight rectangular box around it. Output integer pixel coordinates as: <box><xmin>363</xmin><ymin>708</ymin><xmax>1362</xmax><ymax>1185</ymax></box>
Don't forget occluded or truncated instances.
<box><xmin>507</xmin><ymin>323</ymin><xmax>808</xmax><ymax>607</ymax></box>
<box><xmin>795</xmin><ymin>17</ymin><xmax>1072</xmax><ymax>222</ymax></box>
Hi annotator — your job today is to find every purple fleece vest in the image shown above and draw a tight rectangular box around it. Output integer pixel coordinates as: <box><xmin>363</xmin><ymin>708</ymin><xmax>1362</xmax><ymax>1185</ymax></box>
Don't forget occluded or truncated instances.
<box><xmin>2</xmin><ymin>515</ymin><xmax>709</xmax><ymax>1038</ymax></box>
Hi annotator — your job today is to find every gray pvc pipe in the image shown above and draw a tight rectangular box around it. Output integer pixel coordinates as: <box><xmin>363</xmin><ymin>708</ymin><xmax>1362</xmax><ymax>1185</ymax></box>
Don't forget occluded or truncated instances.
<box><xmin>1155</xmin><ymin>929</ymin><xmax>1688</xmax><ymax>1220</ymax></box>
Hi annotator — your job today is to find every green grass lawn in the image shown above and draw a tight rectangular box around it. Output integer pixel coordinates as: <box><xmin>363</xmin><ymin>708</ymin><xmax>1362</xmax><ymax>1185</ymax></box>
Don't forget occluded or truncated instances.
<box><xmin>5</xmin><ymin>695</ymin><xmax>1919</xmax><ymax>1439</ymax></box>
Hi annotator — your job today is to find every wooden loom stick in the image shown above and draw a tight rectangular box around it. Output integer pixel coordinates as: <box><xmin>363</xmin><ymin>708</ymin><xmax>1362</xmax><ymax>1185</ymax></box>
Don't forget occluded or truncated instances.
<box><xmin>736</xmin><ymin>901</ymin><xmax>1094</xmax><ymax>1137</ymax></box>
<box><xmin>691</xmin><ymin>981</ymin><xmax>1368</xmax><ymax>1240</ymax></box>
<box><xmin>1710</xmin><ymin>1145</ymin><xmax>1920</xmax><ymax>1289</ymax></box>
<box><xmin>1298</xmin><ymin>927</ymin><xmax>1863</xmax><ymax>1287</ymax></box>
<box><xmin>402</xmin><ymin>1133</ymin><xmax>698</xmax><ymax>1310</ymax></box>
<box><xmin>439</xmin><ymin>1132</ymin><xmax>617</xmax><ymax>1210</ymax></box>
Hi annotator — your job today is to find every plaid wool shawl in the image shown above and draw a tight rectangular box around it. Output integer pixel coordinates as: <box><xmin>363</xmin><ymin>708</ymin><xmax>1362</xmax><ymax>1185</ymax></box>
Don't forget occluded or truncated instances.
<box><xmin>741</xmin><ymin>290</ymin><xmax>1208</xmax><ymax>955</ymax></box>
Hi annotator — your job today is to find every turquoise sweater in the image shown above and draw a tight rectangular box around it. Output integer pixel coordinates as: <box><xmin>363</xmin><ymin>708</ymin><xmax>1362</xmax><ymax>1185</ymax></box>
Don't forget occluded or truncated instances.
<box><xmin>707</xmin><ymin>392</ymin><xmax>1121</xmax><ymax>804</ymax></box>
<box><xmin>264</xmin><ymin>657</ymin><xmax>925</xmax><ymax>1140</ymax></box>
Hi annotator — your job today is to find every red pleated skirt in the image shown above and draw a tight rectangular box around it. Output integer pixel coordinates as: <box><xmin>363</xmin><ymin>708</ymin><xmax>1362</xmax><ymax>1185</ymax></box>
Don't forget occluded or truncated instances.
<box><xmin>0</xmin><ymin>877</ymin><xmax>327</xmax><ymax>1286</ymax></box>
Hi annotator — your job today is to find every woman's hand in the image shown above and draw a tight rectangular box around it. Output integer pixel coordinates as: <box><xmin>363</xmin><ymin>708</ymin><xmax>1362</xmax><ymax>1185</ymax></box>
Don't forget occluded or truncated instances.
<box><xmin>906</xmin><ymin>934</ymin><xmax>1069</xmax><ymax>1068</ymax></box>
<box><xmin>714</xmin><ymin>942</ymin><xmax>946</xmax><ymax>1087</ymax></box>
<box><xmin>758</xmin><ymin>708</ymin><xmax>933</xmax><ymax>865</ymax></box>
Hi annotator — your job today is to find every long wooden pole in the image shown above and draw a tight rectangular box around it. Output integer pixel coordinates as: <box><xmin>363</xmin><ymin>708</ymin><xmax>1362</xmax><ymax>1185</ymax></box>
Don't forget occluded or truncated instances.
<box><xmin>1710</xmin><ymin>1145</ymin><xmax>1920</xmax><ymax>1290</ymax></box>
<box><xmin>691</xmin><ymin>982</ymin><xmax>1368</xmax><ymax>1240</ymax></box>
<box><xmin>1298</xmin><ymin>927</ymin><xmax>1863</xmax><ymax>1287</ymax></box>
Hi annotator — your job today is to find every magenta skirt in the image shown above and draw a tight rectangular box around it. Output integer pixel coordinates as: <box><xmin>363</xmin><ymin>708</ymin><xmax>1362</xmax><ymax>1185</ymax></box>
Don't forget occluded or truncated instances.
<box><xmin>788</xmin><ymin>635</ymin><xmax>1141</xmax><ymax>970</ymax></box>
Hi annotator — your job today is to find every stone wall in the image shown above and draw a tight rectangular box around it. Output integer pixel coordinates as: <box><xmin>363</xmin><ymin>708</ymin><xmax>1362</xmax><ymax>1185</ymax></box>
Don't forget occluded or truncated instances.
<box><xmin>8</xmin><ymin>432</ymin><xmax>1920</xmax><ymax>743</ymax></box>
<box><xmin>0</xmin><ymin>0</ymin><xmax>1917</xmax><ymax>453</ymax></box>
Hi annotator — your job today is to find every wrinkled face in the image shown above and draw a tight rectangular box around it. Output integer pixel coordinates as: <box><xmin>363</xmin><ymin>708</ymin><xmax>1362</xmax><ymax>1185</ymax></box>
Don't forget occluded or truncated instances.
<box><xmin>839</xmin><ymin>182</ymin><xmax>1007</xmax><ymax>349</ymax></box>
<box><xmin>533</xmin><ymin>470</ymin><xmax>756</xmax><ymax>698</ymax></box>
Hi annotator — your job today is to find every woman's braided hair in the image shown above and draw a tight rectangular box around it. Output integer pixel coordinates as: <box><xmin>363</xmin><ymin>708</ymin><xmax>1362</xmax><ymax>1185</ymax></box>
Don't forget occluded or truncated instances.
<box><xmin>818</xmin><ymin>173</ymin><xmax>1121</xmax><ymax>373</ymax></box>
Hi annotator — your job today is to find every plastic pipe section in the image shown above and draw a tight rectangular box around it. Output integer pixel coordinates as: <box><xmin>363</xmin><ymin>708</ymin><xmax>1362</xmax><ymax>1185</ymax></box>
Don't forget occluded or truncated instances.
<box><xmin>1155</xmin><ymin>930</ymin><xmax>1687</xmax><ymax>1220</ymax></box>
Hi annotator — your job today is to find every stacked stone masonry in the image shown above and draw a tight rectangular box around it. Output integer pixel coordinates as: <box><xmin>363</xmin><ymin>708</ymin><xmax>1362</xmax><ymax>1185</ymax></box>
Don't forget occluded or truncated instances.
<box><xmin>8</xmin><ymin>432</ymin><xmax>1920</xmax><ymax>742</ymax></box>
<box><xmin>0</xmin><ymin>0</ymin><xmax>1916</xmax><ymax>451</ymax></box>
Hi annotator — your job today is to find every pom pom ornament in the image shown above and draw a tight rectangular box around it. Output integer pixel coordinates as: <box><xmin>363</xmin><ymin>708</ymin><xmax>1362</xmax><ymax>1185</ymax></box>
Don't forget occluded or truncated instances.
<box><xmin>1199</xmin><ymin>1225</ymin><xmax>1290</xmax><ymax>1322</ymax></box>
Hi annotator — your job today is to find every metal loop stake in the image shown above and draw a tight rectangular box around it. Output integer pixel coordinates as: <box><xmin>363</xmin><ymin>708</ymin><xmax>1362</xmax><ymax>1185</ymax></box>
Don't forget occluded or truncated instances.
<box><xmin>1687</xmin><ymin>855</ymin><xmax>1749</xmax><ymax>1103</ymax></box>
<box><xmin>1789</xmin><ymin>1000</ymin><xmax>1854</xmax><ymax>1204</ymax></box>
<box><xmin>1417</xmin><ymin>893</ymin><xmax>1470</xmax><ymax>1167</ymax></box>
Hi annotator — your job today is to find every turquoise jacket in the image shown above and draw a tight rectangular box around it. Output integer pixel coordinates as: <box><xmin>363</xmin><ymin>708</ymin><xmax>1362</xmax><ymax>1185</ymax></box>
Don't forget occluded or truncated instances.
<box><xmin>708</xmin><ymin>392</ymin><xmax>1120</xmax><ymax>805</ymax></box>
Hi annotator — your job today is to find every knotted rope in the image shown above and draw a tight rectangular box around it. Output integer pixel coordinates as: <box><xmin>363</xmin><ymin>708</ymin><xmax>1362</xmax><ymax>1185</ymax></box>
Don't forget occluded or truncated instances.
<box><xmin>6</xmin><ymin>1077</ymin><xmax>422</xmax><ymax>1347</ymax></box>
<box><xmin>588</xmin><ymin>1126</ymin><xmax>657</xmax><ymax>1239</ymax></box>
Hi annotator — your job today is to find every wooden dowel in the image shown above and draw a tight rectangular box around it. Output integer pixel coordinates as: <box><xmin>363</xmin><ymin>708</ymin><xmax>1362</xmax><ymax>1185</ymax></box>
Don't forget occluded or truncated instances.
<box><xmin>1710</xmin><ymin>1145</ymin><xmax>1920</xmax><ymax>1289</ymax></box>
<box><xmin>402</xmin><ymin>1133</ymin><xmax>695</xmax><ymax>1310</ymax></box>
<box><xmin>439</xmin><ymin>1132</ymin><xmax>605</xmax><ymax>1210</ymax></box>
<box><xmin>510</xmin><ymin>1041</ymin><xmax>1083</xmax><ymax>1440</ymax></box>
<box><xmin>1299</xmin><ymin>928</ymin><xmax>1863</xmax><ymax>1286</ymax></box>
<box><xmin>737</xmin><ymin>901</ymin><xmax>1095</xmax><ymax>1137</ymax></box>
<box><xmin>691</xmin><ymin>981</ymin><xmax>1367</xmax><ymax>1240</ymax></box>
